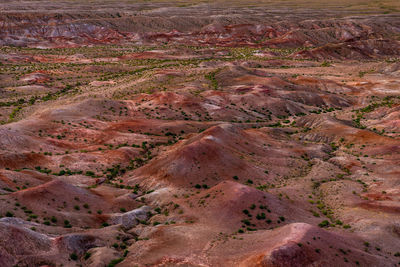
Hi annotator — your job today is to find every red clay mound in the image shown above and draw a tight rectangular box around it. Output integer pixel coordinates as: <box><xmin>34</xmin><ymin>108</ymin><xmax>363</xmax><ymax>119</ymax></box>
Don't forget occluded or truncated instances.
<box><xmin>0</xmin><ymin>220</ymin><xmax>52</xmax><ymax>266</ymax></box>
<box><xmin>131</xmin><ymin>124</ymin><xmax>259</xmax><ymax>187</ymax></box>
<box><xmin>293</xmin><ymin>39</ymin><xmax>400</xmax><ymax>60</ymax></box>
<box><xmin>10</xmin><ymin>179</ymin><xmax>111</xmax><ymax>226</ymax></box>
<box><xmin>186</xmin><ymin>181</ymin><xmax>311</xmax><ymax>229</ymax></box>
<box><xmin>238</xmin><ymin>222</ymin><xmax>393</xmax><ymax>267</ymax></box>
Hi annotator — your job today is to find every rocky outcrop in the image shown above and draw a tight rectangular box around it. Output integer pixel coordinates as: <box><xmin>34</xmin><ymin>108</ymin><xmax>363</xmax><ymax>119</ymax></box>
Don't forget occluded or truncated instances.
<box><xmin>110</xmin><ymin>206</ymin><xmax>151</xmax><ymax>229</ymax></box>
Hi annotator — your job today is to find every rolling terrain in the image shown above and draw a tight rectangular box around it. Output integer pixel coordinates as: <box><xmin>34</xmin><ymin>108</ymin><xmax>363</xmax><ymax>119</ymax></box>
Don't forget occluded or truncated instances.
<box><xmin>0</xmin><ymin>1</ymin><xmax>399</xmax><ymax>266</ymax></box>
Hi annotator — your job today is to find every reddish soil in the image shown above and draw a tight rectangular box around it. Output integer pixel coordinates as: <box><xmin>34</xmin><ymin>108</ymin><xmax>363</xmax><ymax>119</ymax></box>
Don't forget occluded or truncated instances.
<box><xmin>0</xmin><ymin>1</ymin><xmax>399</xmax><ymax>267</ymax></box>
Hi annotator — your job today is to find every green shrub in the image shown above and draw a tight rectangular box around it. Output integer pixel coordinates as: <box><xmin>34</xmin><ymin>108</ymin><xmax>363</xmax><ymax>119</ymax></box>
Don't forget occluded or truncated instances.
<box><xmin>256</xmin><ymin>213</ymin><xmax>266</xmax><ymax>220</ymax></box>
<box><xmin>5</xmin><ymin>211</ymin><xmax>13</xmax><ymax>217</ymax></box>
<box><xmin>318</xmin><ymin>220</ymin><xmax>330</xmax><ymax>228</ymax></box>
<box><xmin>84</xmin><ymin>252</ymin><xmax>91</xmax><ymax>260</ymax></box>
<box><xmin>70</xmin><ymin>253</ymin><xmax>78</xmax><ymax>260</ymax></box>
<box><xmin>108</xmin><ymin>258</ymin><xmax>124</xmax><ymax>267</ymax></box>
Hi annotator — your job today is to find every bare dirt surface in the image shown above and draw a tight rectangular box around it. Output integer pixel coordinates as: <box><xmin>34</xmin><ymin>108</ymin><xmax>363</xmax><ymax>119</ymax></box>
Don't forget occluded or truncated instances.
<box><xmin>0</xmin><ymin>1</ymin><xmax>399</xmax><ymax>266</ymax></box>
